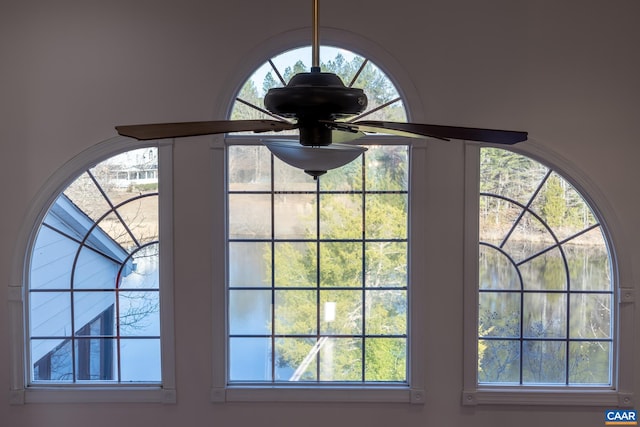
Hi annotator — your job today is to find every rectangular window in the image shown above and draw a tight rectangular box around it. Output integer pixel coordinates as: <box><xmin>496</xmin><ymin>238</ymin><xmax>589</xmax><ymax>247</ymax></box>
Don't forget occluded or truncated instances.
<box><xmin>227</xmin><ymin>144</ymin><xmax>409</xmax><ymax>385</ymax></box>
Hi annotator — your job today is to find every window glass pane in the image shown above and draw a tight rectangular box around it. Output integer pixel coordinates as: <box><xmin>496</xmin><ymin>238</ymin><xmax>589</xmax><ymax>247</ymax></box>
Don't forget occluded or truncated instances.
<box><xmin>32</xmin><ymin>339</ymin><xmax>74</xmax><ymax>382</ymax></box>
<box><xmin>274</xmin><ymin>290</ymin><xmax>317</xmax><ymax>336</ymax></box>
<box><xmin>274</xmin><ymin>242</ymin><xmax>317</xmax><ymax>288</ymax></box>
<box><xmin>119</xmin><ymin>338</ymin><xmax>161</xmax><ymax>382</ymax></box>
<box><xmin>75</xmin><ymin>338</ymin><xmax>116</xmax><ymax>380</ymax></box>
<box><xmin>320</xmin><ymin>194</ymin><xmax>362</xmax><ymax>239</ymax></box>
<box><xmin>522</xmin><ymin>341</ymin><xmax>566</xmax><ymax>384</ymax></box>
<box><xmin>118</xmin><ymin>291</ymin><xmax>160</xmax><ymax>337</ymax></box>
<box><xmin>365</xmin><ymin>194</ymin><xmax>407</xmax><ymax>239</ymax></box>
<box><xmin>228</xmin><ymin>194</ymin><xmax>271</xmax><ymax>239</ymax></box>
<box><xmin>478</xmin><ymin>292</ymin><xmax>521</xmax><ymax>338</ymax></box>
<box><xmin>229</xmin><ymin>337</ymin><xmax>272</xmax><ymax>381</ymax></box>
<box><xmin>30</xmin><ymin>292</ymin><xmax>71</xmax><ymax>338</ymax></box>
<box><xmin>229</xmin><ymin>242</ymin><xmax>271</xmax><ymax>287</ymax></box>
<box><xmin>228</xmin><ymin>145</ymin><xmax>271</xmax><ymax>191</ymax></box>
<box><xmin>478</xmin><ymin>339</ymin><xmax>520</xmax><ymax>383</ymax></box>
<box><xmin>365</xmin><ymin>242</ymin><xmax>407</xmax><ymax>288</ymax></box>
<box><xmin>523</xmin><ymin>293</ymin><xmax>567</xmax><ymax>338</ymax></box>
<box><xmin>275</xmin><ymin>337</ymin><xmax>318</xmax><ymax>381</ymax></box>
<box><xmin>365</xmin><ymin>290</ymin><xmax>406</xmax><ymax>336</ymax></box>
<box><xmin>320</xmin><ymin>290</ymin><xmax>362</xmax><ymax>335</ymax></box>
<box><xmin>320</xmin><ymin>242</ymin><xmax>363</xmax><ymax>288</ymax></box>
<box><xmin>568</xmin><ymin>341</ymin><xmax>611</xmax><ymax>384</ymax></box>
<box><xmin>275</xmin><ymin>193</ymin><xmax>316</xmax><ymax>239</ymax></box>
<box><xmin>319</xmin><ymin>338</ymin><xmax>362</xmax><ymax>381</ymax></box>
<box><xmin>365</xmin><ymin>338</ymin><xmax>406</xmax><ymax>382</ymax></box>
<box><xmin>74</xmin><ymin>292</ymin><xmax>116</xmax><ymax>335</ymax></box>
<box><xmin>569</xmin><ymin>294</ymin><xmax>611</xmax><ymax>339</ymax></box>
<box><xmin>229</xmin><ymin>290</ymin><xmax>272</xmax><ymax>335</ymax></box>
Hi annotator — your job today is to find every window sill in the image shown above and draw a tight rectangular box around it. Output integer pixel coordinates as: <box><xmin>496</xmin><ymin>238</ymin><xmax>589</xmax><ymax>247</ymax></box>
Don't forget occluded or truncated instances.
<box><xmin>211</xmin><ymin>386</ymin><xmax>424</xmax><ymax>404</ymax></box>
<box><xmin>10</xmin><ymin>386</ymin><xmax>176</xmax><ymax>405</ymax></box>
<box><xmin>462</xmin><ymin>388</ymin><xmax>633</xmax><ymax>407</ymax></box>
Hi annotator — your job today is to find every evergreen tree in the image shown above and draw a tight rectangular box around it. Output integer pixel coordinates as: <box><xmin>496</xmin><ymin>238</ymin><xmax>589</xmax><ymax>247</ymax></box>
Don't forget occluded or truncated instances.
<box><xmin>540</xmin><ymin>174</ymin><xmax>567</xmax><ymax>228</ymax></box>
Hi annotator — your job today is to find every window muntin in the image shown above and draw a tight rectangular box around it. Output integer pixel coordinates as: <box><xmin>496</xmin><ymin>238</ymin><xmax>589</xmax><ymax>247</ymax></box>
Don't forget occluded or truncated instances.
<box><xmin>226</xmin><ymin>45</ymin><xmax>410</xmax><ymax>386</ymax></box>
<box><xmin>477</xmin><ymin>147</ymin><xmax>613</xmax><ymax>386</ymax></box>
<box><xmin>28</xmin><ymin>148</ymin><xmax>162</xmax><ymax>384</ymax></box>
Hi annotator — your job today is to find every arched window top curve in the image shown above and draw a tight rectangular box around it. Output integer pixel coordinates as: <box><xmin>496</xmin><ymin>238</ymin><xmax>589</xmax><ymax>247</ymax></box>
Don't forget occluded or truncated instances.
<box><xmin>229</xmin><ymin>45</ymin><xmax>407</xmax><ymax>126</ymax></box>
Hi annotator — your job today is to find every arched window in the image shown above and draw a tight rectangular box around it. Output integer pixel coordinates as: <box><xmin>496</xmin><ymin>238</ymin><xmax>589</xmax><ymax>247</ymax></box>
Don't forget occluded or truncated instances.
<box><xmin>220</xmin><ymin>45</ymin><xmax>425</xmax><ymax>400</ymax></box>
<box><xmin>12</xmin><ymin>139</ymin><xmax>175</xmax><ymax>403</ymax></box>
<box><xmin>230</xmin><ymin>46</ymin><xmax>406</xmax><ymax>124</ymax></box>
<box><xmin>463</xmin><ymin>146</ymin><xmax>624</xmax><ymax>406</ymax></box>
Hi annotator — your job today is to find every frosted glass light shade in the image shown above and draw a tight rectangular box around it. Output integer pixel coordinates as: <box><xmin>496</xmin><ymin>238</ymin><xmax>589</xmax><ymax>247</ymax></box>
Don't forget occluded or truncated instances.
<box><xmin>264</xmin><ymin>141</ymin><xmax>367</xmax><ymax>178</ymax></box>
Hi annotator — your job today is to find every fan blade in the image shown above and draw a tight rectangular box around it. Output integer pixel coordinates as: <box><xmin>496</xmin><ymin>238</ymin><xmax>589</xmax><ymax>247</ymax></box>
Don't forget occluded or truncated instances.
<box><xmin>116</xmin><ymin>119</ymin><xmax>296</xmax><ymax>140</ymax></box>
<box><xmin>349</xmin><ymin>120</ymin><xmax>528</xmax><ymax>145</ymax></box>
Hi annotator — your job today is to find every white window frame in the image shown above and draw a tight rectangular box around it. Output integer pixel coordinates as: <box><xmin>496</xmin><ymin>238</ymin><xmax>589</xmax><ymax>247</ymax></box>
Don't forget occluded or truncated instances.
<box><xmin>8</xmin><ymin>137</ymin><xmax>176</xmax><ymax>404</ymax></box>
<box><xmin>462</xmin><ymin>143</ymin><xmax>634</xmax><ymax>407</ymax></box>
<box><xmin>207</xmin><ymin>29</ymin><xmax>429</xmax><ymax>403</ymax></box>
<box><xmin>210</xmin><ymin>135</ymin><xmax>428</xmax><ymax>404</ymax></box>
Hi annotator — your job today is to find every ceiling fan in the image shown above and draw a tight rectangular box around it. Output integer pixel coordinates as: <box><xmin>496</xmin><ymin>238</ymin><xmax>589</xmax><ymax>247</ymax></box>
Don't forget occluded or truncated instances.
<box><xmin>116</xmin><ymin>0</ymin><xmax>527</xmax><ymax>178</ymax></box>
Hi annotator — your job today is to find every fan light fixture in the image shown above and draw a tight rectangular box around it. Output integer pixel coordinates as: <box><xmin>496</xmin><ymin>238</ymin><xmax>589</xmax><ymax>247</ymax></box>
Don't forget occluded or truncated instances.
<box><xmin>114</xmin><ymin>0</ymin><xmax>527</xmax><ymax>174</ymax></box>
<box><xmin>264</xmin><ymin>140</ymin><xmax>366</xmax><ymax>178</ymax></box>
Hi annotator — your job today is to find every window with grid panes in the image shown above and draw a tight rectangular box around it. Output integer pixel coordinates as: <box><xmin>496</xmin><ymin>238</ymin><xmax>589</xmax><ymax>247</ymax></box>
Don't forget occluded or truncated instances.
<box><xmin>226</xmin><ymin>45</ymin><xmax>410</xmax><ymax>385</ymax></box>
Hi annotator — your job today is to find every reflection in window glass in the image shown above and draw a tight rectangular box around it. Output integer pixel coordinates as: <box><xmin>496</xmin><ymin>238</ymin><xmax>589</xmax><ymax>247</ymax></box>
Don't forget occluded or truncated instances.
<box><xmin>227</xmin><ymin>145</ymin><xmax>409</xmax><ymax>383</ymax></box>
<box><xmin>226</xmin><ymin>45</ymin><xmax>410</xmax><ymax>384</ymax></box>
<box><xmin>29</xmin><ymin>148</ymin><xmax>161</xmax><ymax>383</ymax></box>
<box><xmin>478</xmin><ymin>148</ymin><xmax>613</xmax><ymax>386</ymax></box>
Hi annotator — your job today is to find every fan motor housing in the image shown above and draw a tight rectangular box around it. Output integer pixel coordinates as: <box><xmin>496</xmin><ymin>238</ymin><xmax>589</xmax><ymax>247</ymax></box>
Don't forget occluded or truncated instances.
<box><xmin>264</xmin><ymin>72</ymin><xmax>368</xmax><ymax>119</ymax></box>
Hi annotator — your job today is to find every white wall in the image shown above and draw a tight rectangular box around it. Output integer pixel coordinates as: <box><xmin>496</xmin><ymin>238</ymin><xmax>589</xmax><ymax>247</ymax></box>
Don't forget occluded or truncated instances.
<box><xmin>2</xmin><ymin>1</ymin><xmax>639</xmax><ymax>426</ymax></box>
